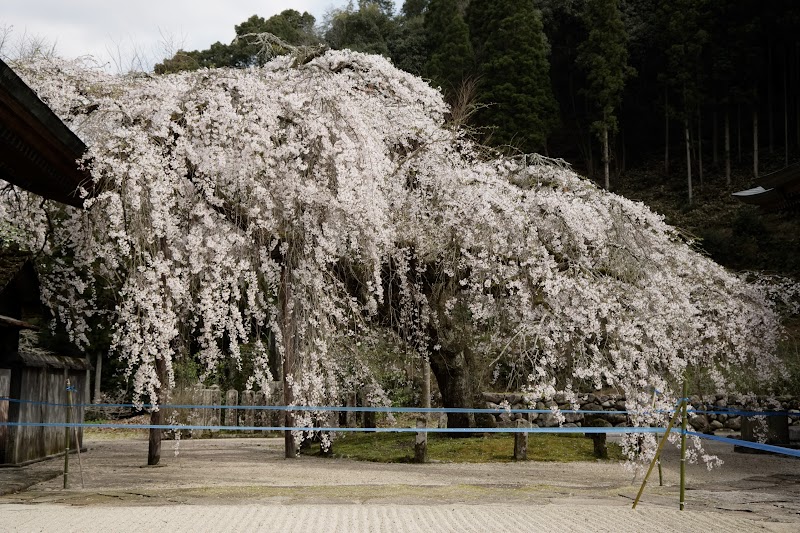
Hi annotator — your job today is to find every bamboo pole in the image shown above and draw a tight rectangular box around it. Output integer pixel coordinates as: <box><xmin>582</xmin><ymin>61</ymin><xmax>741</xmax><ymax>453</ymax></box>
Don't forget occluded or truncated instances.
<box><xmin>651</xmin><ymin>391</ymin><xmax>663</xmax><ymax>487</ymax></box>
<box><xmin>632</xmin><ymin>398</ymin><xmax>684</xmax><ymax>510</ymax></box>
<box><xmin>680</xmin><ymin>381</ymin><xmax>688</xmax><ymax>511</ymax></box>
<box><xmin>72</xmin><ymin>401</ymin><xmax>85</xmax><ymax>488</ymax></box>
<box><xmin>63</xmin><ymin>379</ymin><xmax>71</xmax><ymax>489</ymax></box>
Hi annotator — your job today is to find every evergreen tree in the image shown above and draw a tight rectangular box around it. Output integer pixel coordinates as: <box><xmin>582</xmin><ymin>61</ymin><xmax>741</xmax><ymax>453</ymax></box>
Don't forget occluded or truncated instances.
<box><xmin>423</xmin><ymin>0</ymin><xmax>473</xmax><ymax>100</ymax></box>
<box><xmin>576</xmin><ymin>0</ymin><xmax>634</xmax><ymax>190</ymax></box>
<box><xmin>468</xmin><ymin>0</ymin><xmax>559</xmax><ymax>153</ymax></box>
<box><xmin>154</xmin><ymin>11</ymin><xmax>318</xmax><ymax>73</ymax></box>
<box><xmin>388</xmin><ymin>4</ymin><xmax>428</xmax><ymax>76</ymax></box>
<box><xmin>657</xmin><ymin>0</ymin><xmax>710</xmax><ymax>203</ymax></box>
<box><xmin>402</xmin><ymin>0</ymin><xmax>429</xmax><ymax>18</ymax></box>
<box><xmin>325</xmin><ymin>1</ymin><xmax>399</xmax><ymax>56</ymax></box>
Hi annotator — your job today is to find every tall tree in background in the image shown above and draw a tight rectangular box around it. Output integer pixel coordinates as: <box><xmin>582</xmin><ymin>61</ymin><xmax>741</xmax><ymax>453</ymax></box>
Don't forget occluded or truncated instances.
<box><xmin>423</xmin><ymin>0</ymin><xmax>473</xmax><ymax>102</ymax></box>
<box><xmin>468</xmin><ymin>0</ymin><xmax>559</xmax><ymax>153</ymax></box>
<box><xmin>401</xmin><ymin>0</ymin><xmax>428</xmax><ymax>18</ymax></box>
<box><xmin>387</xmin><ymin>1</ymin><xmax>429</xmax><ymax>76</ymax></box>
<box><xmin>325</xmin><ymin>1</ymin><xmax>399</xmax><ymax>56</ymax></box>
<box><xmin>154</xmin><ymin>10</ymin><xmax>318</xmax><ymax>73</ymax></box>
<box><xmin>576</xmin><ymin>0</ymin><xmax>634</xmax><ymax>190</ymax></box>
<box><xmin>659</xmin><ymin>0</ymin><xmax>709</xmax><ymax>205</ymax></box>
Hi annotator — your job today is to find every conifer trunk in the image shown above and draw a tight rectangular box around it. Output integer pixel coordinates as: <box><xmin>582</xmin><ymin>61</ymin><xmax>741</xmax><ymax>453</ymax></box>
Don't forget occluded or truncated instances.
<box><xmin>603</xmin><ymin>122</ymin><xmax>610</xmax><ymax>190</ymax></box>
<box><xmin>796</xmin><ymin>42</ymin><xmax>800</xmax><ymax>150</ymax></box>
<box><xmin>738</xmin><ymin>103</ymin><xmax>742</xmax><ymax>163</ymax></box>
<box><xmin>784</xmin><ymin>49</ymin><xmax>789</xmax><ymax>167</ymax></box>
<box><xmin>768</xmin><ymin>44</ymin><xmax>774</xmax><ymax>154</ymax></box>
<box><xmin>685</xmin><ymin>117</ymin><xmax>692</xmax><ymax>205</ymax></box>
<box><xmin>753</xmin><ymin>108</ymin><xmax>759</xmax><ymax>180</ymax></box>
<box><xmin>664</xmin><ymin>88</ymin><xmax>670</xmax><ymax>177</ymax></box>
<box><xmin>725</xmin><ymin>110</ymin><xmax>731</xmax><ymax>187</ymax></box>
<box><xmin>697</xmin><ymin>104</ymin><xmax>703</xmax><ymax>188</ymax></box>
<box><xmin>712</xmin><ymin>109</ymin><xmax>718</xmax><ymax>168</ymax></box>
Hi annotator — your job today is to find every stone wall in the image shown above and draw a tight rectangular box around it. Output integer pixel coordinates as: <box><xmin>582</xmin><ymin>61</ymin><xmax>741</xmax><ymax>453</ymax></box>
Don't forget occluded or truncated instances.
<box><xmin>482</xmin><ymin>392</ymin><xmax>800</xmax><ymax>432</ymax></box>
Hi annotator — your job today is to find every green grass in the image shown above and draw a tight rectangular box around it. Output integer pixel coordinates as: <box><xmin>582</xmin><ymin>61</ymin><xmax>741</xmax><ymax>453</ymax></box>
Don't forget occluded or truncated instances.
<box><xmin>302</xmin><ymin>431</ymin><xmax>624</xmax><ymax>463</ymax></box>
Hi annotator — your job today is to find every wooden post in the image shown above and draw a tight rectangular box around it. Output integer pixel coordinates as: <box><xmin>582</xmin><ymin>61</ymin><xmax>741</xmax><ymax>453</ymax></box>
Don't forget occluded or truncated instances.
<box><xmin>212</xmin><ymin>388</ymin><xmax>222</xmax><ymax>434</ymax></box>
<box><xmin>241</xmin><ymin>390</ymin><xmax>255</xmax><ymax>432</ymax></box>
<box><xmin>63</xmin><ymin>379</ymin><xmax>71</xmax><ymax>489</ymax></box>
<box><xmin>255</xmin><ymin>391</ymin><xmax>266</xmax><ymax>428</ymax></box>
<box><xmin>680</xmin><ymin>381</ymin><xmax>688</xmax><ymax>511</ymax></box>
<box><xmin>414</xmin><ymin>417</ymin><xmax>427</xmax><ymax>463</ymax></box>
<box><xmin>346</xmin><ymin>393</ymin><xmax>357</xmax><ymax>428</ymax></box>
<box><xmin>514</xmin><ymin>418</ymin><xmax>529</xmax><ymax>461</ymax></box>
<box><xmin>225</xmin><ymin>389</ymin><xmax>238</xmax><ymax>426</ymax></box>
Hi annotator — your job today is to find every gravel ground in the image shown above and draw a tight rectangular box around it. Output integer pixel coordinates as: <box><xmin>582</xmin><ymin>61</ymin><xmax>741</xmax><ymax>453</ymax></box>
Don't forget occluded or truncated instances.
<box><xmin>0</xmin><ymin>433</ymin><xmax>798</xmax><ymax>532</ymax></box>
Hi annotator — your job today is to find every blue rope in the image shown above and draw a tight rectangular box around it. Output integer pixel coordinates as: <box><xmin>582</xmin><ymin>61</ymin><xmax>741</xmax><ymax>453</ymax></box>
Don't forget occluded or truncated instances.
<box><xmin>684</xmin><ymin>431</ymin><xmax>800</xmax><ymax>459</ymax></box>
<box><xmin>1</xmin><ymin>396</ymin><xmax>795</xmax><ymax>418</ymax></box>
<box><xmin>0</xmin><ymin>421</ymin><xmax>667</xmax><ymax>434</ymax></box>
<box><xmin>690</xmin><ymin>408</ymin><xmax>796</xmax><ymax>417</ymax></box>
<box><xmin>0</xmin><ymin>397</ymin><xmax>635</xmax><ymax>414</ymax></box>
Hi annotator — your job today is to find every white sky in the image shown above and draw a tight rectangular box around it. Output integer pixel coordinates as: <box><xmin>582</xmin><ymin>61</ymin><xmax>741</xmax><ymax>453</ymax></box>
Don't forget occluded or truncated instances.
<box><xmin>2</xmin><ymin>1</ymin><xmax>354</xmax><ymax>71</ymax></box>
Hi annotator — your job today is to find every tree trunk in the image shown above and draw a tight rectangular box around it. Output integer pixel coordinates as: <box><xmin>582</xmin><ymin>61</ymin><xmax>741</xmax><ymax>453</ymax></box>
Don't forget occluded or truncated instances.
<box><xmin>147</xmin><ymin>355</ymin><xmax>168</xmax><ymax>466</ymax></box>
<box><xmin>753</xmin><ymin>108</ymin><xmax>759</xmax><ymax>180</ymax></box>
<box><xmin>422</xmin><ymin>356</ymin><xmax>431</xmax><ymax>423</ymax></box>
<box><xmin>785</xmin><ymin>48</ymin><xmax>789</xmax><ymax>167</ymax></box>
<box><xmin>603</xmin><ymin>122</ymin><xmax>610</xmax><ymax>190</ymax></box>
<box><xmin>93</xmin><ymin>351</ymin><xmax>102</xmax><ymax>403</ymax></box>
<box><xmin>664</xmin><ymin>88</ymin><xmax>670</xmax><ymax>177</ymax></box>
<box><xmin>281</xmin><ymin>266</ymin><xmax>297</xmax><ymax>458</ymax></box>
<box><xmin>685</xmin><ymin>117</ymin><xmax>692</xmax><ymax>205</ymax></box>
<box><xmin>768</xmin><ymin>44</ymin><xmax>774</xmax><ymax>154</ymax></box>
<box><xmin>697</xmin><ymin>104</ymin><xmax>703</xmax><ymax>188</ymax></box>
<box><xmin>738</xmin><ymin>103</ymin><xmax>742</xmax><ymax>163</ymax></box>
<box><xmin>725</xmin><ymin>109</ymin><xmax>731</xmax><ymax>187</ymax></box>
<box><xmin>429</xmin><ymin>348</ymin><xmax>475</xmax><ymax>434</ymax></box>
<box><xmin>712</xmin><ymin>109</ymin><xmax>718</xmax><ymax>168</ymax></box>
<box><xmin>796</xmin><ymin>42</ymin><xmax>800</xmax><ymax>150</ymax></box>
<box><xmin>621</xmin><ymin>128</ymin><xmax>626</xmax><ymax>174</ymax></box>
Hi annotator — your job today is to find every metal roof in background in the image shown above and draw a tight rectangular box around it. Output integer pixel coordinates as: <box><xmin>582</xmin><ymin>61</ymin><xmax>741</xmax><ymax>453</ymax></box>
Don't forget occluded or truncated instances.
<box><xmin>733</xmin><ymin>163</ymin><xmax>800</xmax><ymax>211</ymax></box>
<box><xmin>0</xmin><ymin>57</ymin><xmax>90</xmax><ymax>208</ymax></box>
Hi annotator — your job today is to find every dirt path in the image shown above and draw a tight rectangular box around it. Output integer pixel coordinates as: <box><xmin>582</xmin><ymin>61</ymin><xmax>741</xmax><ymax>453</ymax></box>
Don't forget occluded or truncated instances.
<box><xmin>1</xmin><ymin>434</ymin><xmax>798</xmax><ymax>532</ymax></box>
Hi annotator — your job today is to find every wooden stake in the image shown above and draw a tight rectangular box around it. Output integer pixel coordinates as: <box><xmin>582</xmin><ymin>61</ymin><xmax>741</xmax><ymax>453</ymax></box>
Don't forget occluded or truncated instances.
<box><xmin>63</xmin><ymin>379</ymin><xmax>71</xmax><ymax>489</ymax></box>
<box><xmin>680</xmin><ymin>381</ymin><xmax>688</xmax><ymax>511</ymax></box>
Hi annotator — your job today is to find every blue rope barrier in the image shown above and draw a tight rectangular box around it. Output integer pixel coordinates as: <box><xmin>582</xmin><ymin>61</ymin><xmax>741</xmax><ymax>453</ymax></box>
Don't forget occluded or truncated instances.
<box><xmin>0</xmin><ymin>396</ymin><xmax>671</xmax><ymax>415</ymax></box>
<box><xmin>1</xmin><ymin>396</ymin><xmax>795</xmax><ymax>418</ymax></box>
<box><xmin>685</xmin><ymin>431</ymin><xmax>800</xmax><ymax>459</ymax></box>
<box><xmin>0</xmin><ymin>421</ymin><xmax>668</xmax><ymax>434</ymax></box>
<box><xmin>691</xmin><ymin>408</ymin><xmax>797</xmax><ymax>418</ymax></box>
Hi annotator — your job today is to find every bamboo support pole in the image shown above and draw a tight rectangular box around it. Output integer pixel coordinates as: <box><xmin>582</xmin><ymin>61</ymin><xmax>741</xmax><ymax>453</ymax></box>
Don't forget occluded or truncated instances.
<box><xmin>63</xmin><ymin>379</ymin><xmax>71</xmax><ymax>489</ymax></box>
<box><xmin>680</xmin><ymin>381</ymin><xmax>688</xmax><ymax>510</ymax></box>
<box><xmin>73</xmin><ymin>402</ymin><xmax>85</xmax><ymax>488</ymax></box>
<box><xmin>632</xmin><ymin>398</ymin><xmax>684</xmax><ymax>510</ymax></box>
<box><xmin>652</xmin><ymin>390</ymin><xmax>663</xmax><ymax>487</ymax></box>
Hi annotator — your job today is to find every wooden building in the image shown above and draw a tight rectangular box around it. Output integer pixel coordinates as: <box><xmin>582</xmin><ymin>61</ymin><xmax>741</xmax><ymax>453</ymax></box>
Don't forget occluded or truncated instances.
<box><xmin>0</xmin><ymin>251</ymin><xmax>90</xmax><ymax>465</ymax></box>
<box><xmin>0</xmin><ymin>57</ymin><xmax>90</xmax><ymax>207</ymax></box>
<box><xmin>1</xmin><ymin>55</ymin><xmax>94</xmax><ymax>465</ymax></box>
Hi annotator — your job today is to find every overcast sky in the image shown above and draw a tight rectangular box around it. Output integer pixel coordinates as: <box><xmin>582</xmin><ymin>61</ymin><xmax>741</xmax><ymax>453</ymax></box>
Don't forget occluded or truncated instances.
<box><xmin>2</xmin><ymin>1</ymin><xmax>354</xmax><ymax>70</ymax></box>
